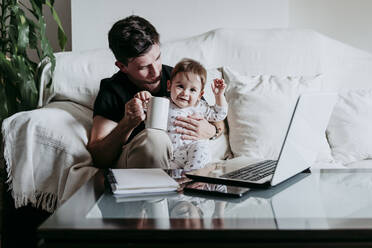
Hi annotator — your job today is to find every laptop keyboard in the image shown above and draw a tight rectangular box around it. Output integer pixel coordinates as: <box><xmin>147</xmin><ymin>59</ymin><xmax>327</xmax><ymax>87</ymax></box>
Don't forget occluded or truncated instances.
<box><xmin>221</xmin><ymin>160</ymin><xmax>277</xmax><ymax>182</ymax></box>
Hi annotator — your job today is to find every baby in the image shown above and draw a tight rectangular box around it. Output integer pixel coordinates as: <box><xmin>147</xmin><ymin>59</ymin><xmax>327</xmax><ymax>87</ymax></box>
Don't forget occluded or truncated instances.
<box><xmin>135</xmin><ymin>58</ymin><xmax>227</xmax><ymax>170</ymax></box>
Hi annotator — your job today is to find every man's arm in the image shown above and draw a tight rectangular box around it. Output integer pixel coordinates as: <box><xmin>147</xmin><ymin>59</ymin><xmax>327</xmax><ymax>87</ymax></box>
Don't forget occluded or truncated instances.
<box><xmin>87</xmin><ymin>98</ymin><xmax>145</xmax><ymax>168</ymax></box>
<box><xmin>211</xmin><ymin>120</ymin><xmax>225</xmax><ymax>139</ymax></box>
<box><xmin>174</xmin><ymin>116</ymin><xmax>225</xmax><ymax>140</ymax></box>
<box><xmin>87</xmin><ymin>116</ymin><xmax>130</xmax><ymax>168</ymax></box>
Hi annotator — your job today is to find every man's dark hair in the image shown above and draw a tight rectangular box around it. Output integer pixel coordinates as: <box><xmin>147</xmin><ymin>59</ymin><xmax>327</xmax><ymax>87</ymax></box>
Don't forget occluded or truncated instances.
<box><xmin>108</xmin><ymin>15</ymin><xmax>159</xmax><ymax>65</ymax></box>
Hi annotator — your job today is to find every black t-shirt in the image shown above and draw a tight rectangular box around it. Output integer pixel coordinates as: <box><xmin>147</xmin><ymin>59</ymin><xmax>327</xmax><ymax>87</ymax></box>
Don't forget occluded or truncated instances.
<box><xmin>93</xmin><ymin>64</ymin><xmax>173</xmax><ymax>144</ymax></box>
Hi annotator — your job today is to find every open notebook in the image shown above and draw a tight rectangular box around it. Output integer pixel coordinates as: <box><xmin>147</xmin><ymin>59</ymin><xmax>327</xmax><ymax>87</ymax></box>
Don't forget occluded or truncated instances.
<box><xmin>107</xmin><ymin>169</ymin><xmax>179</xmax><ymax>195</ymax></box>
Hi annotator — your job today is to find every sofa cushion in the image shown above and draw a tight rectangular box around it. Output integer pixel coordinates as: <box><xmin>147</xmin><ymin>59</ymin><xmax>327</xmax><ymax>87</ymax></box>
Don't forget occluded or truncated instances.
<box><xmin>43</xmin><ymin>28</ymin><xmax>372</xmax><ymax>110</ymax></box>
<box><xmin>204</xmin><ymin>68</ymin><xmax>232</xmax><ymax>161</ymax></box>
<box><xmin>345</xmin><ymin>159</ymin><xmax>372</xmax><ymax>168</ymax></box>
<box><xmin>161</xmin><ymin>28</ymin><xmax>325</xmax><ymax>76</ymax></box>
<box><xmin>223</xmin><ymin>67</ymin><xmax>333</xmax><ymax>162</ymax></box>
<box><xmin>47</xmin><ymin>49</ymin><xmax>117</xmax><ymax>109</ymax></box>
<box><xmin>46</xmin><ymin>49</ymin><xmax>223</xmax><ymax>111</ymax></box>
<box><xmin>161</xmin><ymin>28</ymin><xmax>372</xmax><ymax>91</ymax></box>
<box><xmin>327</xmin><ymin>89</ymin><xmax>372</xmax><ymax>164</ymax></box>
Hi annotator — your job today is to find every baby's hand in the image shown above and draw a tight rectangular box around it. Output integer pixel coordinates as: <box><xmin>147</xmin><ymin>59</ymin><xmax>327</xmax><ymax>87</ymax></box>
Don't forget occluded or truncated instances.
<box><xmin>134</xmin><ymin>90</ymin><xmax>152</xmax><ymax>102</ymax></box>
<box><xmin>212</xmin><ymin>79</ymin><xmax>226</xmax><ymax>96</ymax></box>
<box><xmin>134</xmin><ymin>90</ymin><xmax>152</xmax><ymax>111</ymax></box>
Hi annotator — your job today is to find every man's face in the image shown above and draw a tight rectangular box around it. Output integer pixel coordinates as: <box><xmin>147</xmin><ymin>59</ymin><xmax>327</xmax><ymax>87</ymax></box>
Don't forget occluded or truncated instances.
<box><xmin>116</xmin><ymin>44</ymin><xmax>162</xmax><ymax>93</ymax></box>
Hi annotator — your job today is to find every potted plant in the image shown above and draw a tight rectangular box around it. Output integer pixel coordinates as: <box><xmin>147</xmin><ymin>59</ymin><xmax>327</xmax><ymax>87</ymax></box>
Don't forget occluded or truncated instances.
<box><xmin>0</xmin><ymin>0</ymin><xmax>67</xmax><ymax>123</ymax></box>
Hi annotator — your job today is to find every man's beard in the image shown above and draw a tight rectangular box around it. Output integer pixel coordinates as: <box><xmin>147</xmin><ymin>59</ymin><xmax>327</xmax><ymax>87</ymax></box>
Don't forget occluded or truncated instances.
<box><xmin>141</xmin><ymin>72</ymin><xmax>162</xmax><ymax>92</ymax></box>
<box><xmin>146</xmin><ymin>74</ymin><xmax>162</xmax><ymax>85</ymax></box>
<box><xmin>128</xmin><ymin>71</ymin><xmax>162</xmax><ymax>92</ymax></box>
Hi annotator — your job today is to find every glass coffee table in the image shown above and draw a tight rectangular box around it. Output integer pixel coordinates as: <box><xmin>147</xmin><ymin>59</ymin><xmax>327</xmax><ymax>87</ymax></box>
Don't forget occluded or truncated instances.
<box><xmin>38</xmin><ymin>168</ymin><xmax>372</xmax><ymax>247</ymax></box>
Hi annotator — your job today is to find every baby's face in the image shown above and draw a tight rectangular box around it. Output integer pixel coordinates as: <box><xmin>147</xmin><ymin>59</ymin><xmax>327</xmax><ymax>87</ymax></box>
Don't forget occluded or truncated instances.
<box><xmin>168</xmin><ymin>72</ymin><xmax>203</xmax><ymax>108</ymax></box>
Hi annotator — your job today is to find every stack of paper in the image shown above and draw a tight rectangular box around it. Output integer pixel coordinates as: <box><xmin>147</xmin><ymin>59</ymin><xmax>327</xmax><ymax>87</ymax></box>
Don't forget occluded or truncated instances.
<box><xmin>107</xmin><ymin>168</ymin><xmax>179</xmax><ymax>195</ymax></box>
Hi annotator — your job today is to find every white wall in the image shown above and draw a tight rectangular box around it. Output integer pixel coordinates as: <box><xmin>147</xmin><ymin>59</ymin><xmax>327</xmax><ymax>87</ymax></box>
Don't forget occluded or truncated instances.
<box><xmin>71</xmin><ymin>0</ymin><xmax>289</xmax><ymax>51</ymax></box>
<box><xmin>289</xmin><ymin>0</ymin><xmax>372</xmax><ymax>54</ymax></box>
<box><xmin>49</xmin><ymin>0</ymin><xmax>372</xmax><ymax>55</ymax></box>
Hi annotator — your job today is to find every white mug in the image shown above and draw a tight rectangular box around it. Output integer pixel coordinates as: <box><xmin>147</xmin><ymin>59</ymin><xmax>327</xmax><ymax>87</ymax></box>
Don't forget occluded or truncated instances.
<box><xmin>145</xmin><ymin>97</ymin><xmax>169</xmax><ymax>131</ymax></box>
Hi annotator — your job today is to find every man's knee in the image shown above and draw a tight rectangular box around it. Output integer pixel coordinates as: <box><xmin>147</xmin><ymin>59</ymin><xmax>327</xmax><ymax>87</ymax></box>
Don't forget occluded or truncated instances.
<box><xmin>142</xmin><ymin>129</ymin><xmax>171</xmax><ymax>150</ymax></box>
<box><xmin>121</xmin><ymin>129</ymin><xmax>172</xmax><ymax>168</ymax></box>
<box><xmin>136</xmin><ymin>129</ymin><xmax>172</xmax><ymax>162</ymax></box>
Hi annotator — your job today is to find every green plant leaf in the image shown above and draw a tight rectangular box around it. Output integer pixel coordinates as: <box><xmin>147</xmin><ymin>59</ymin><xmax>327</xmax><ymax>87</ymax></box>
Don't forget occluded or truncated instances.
<box><xmin>0</xmin><ymin>68</ymin><xmax>10</xmax><ymax>122</ymax></box>
<box><xmin>1</xmin><ymin>0</ymin><xmax>64</xmax><ymax>119</ymax></box>
<box><xmin>45</xmin><ymin>0</ymin><xmax>67</xmax><ymax>50</ymax></box>
<box><xmin>16</xmin><ymin>13</ymin><xmax>30</xmax><ymax>54</ymax></box>
<box><xmin>0</xmin><ymin>52</ymin><xmax>20</xmax><ymax>118</ymax></box>
<box><xmin>37</xmin><ymin>14</ymin><xmax>55</xmax><ymax>71</ymax></box>
<box><xmin>12</xmin><ymin>55</ymin><xmax>38</xmax><ymax>110</ymax></box>
<box><xmin>7</xmin><ymin>6</ymin><xmax>28</xmax><ymax>55</ymax></box>
<box><xmin>32</xmin><ymin>0</ymin><xmax>43</xmax><ymax>15</ymax></box>
<box><xmin>18</xmin><ymin>1</ymin><xmax>38</xmax><ymax>19</ymax></box>
<box><xmin>9</xmin><ymin>19</ymin><xmax>18</xmax><ymax>54</ymax></box>
<box><xmin>27</xmin><ymin>18</ymin><xmax>39</xmax><ymax>50</ymax></box>
<box><xmin>0</xmin><ymin>78</ymin><xmax>9</xmax><ymax>122</ymax></box>
<box><xmin>57</xmin><ymin>26</ymin><xmax>67</xmax><ymax>50</ymax></box>
<box><xmin>29</xmin><ymin>0</ymin><xmax>42</xmax><ymax>22</ymax></box>
<box><xmin>0</xmin><ymin>53</ymin><xmax>19</xmax><ymax>85</ymax></box>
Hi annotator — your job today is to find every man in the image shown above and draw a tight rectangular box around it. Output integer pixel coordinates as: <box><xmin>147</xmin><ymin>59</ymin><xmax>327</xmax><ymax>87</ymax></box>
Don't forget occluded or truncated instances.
<box><xmin>88</xmin><ymin>15</ymin><xmax>224</xmax><ymax>169</ymax></box>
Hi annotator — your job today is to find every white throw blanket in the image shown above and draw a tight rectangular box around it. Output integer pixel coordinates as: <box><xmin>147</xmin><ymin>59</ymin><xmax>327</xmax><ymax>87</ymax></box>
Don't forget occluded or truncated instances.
<box><xmin>1</xmin><ymin>102</ymin><xmax>98</xmax><ymax>212</ymax></box>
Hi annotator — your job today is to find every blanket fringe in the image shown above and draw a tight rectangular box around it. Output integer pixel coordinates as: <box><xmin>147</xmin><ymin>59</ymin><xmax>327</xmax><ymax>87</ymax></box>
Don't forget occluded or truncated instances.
<box><xmin>12</xmin><ymin>191</ymin><xmax>58</xmax><ymax>213</ymax></box>
<box><xmin>2</xmin><ymin>122</ymin><xmax>57</xmax><ymax>213</ymax></box>
<box><xmin>2</xmin><ymin>120</ymin><xmax>13</xmax><ymax>192</ymax></box>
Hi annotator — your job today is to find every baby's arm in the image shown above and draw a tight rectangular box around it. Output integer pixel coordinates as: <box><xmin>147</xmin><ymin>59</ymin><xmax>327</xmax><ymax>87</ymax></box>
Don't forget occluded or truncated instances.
<box><xmin>212</xmin><ymin>79</ymin><xmax>227</xmax><ymax>107</ymax></box>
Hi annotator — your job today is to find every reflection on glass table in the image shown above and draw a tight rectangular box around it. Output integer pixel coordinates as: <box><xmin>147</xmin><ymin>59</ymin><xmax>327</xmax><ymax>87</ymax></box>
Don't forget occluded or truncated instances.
<box><xmin>86</xmin><ymin>171</ymin><xmax>372</xmax><ymax>230</ymax></box>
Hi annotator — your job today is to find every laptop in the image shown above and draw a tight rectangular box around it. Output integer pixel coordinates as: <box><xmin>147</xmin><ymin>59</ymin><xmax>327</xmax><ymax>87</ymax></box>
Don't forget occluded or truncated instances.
<box><xmin>186</xmin><ymin>92</ymin><xmax>338</xmax><ymax>188</ymax></box>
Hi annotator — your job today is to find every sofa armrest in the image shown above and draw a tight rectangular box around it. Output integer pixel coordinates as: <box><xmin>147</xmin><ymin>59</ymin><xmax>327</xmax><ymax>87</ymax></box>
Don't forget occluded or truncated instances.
<box><xmin>37</xmin><ymin>58</ymin><xmax>53</xmax><ymax>108</ymax></box>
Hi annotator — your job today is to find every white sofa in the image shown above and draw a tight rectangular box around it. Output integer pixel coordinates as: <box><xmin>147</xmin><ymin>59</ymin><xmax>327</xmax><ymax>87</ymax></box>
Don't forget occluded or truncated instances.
<box><xmin>2</xmin><ymin>28</ymin><xmax>372</xmax><ymax>212</ymax></box>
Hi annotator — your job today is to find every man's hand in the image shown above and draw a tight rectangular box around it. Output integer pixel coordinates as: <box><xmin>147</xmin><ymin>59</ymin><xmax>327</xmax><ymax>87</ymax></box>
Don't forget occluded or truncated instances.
<box><xmin>174</xmin><ymin>114</ymin><xmax>216</xmax><ymax>140</ymax></box>
<box><xmin>123</xmin><ymin>98</ymin><xmax>146</xmax><ymax>129</ymax></box>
